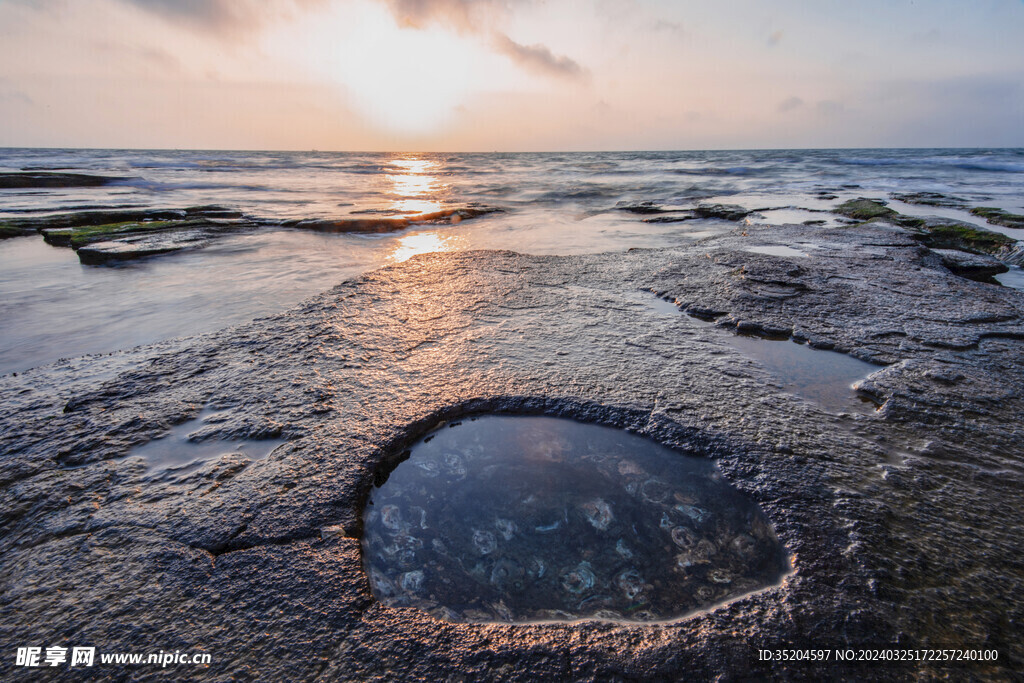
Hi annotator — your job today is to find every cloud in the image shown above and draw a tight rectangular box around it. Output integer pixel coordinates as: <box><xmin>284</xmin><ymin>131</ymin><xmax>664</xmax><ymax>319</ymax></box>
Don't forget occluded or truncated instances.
<box><xmin>778</xmin><ymin>96</ymin><xmax>804</xmax><ymax>112</ymax></box>
<box><xmin>120</xmin><ymin>0</ymin><xmax>502</xmax><ymax>33</ymax></box>
<box><xmin>378</xmin><ymin>0</ymin><xmax>588</xmax><ymax>81</ymax></box>
<box><xmin>90</xmin><ymin>40</ymin><xmax>182</xmax><ymax>72</ymax></box>
<box><xmin>118</xmin><ymin>0</ymin><xmax>588</xmax><ymax>83</ymax></box>
<box><xmin>816</xmin><ymin>99</ymin><xmax>844</xmax><ymax>116</ymax></box>
<box><xmin>380</xmin><ymin>0</ymin><xmax>493</xmax><ymax>31</ymax></box>
<box><xmin>651</xmin><ymin>19</ymin><xmax>687</xmax><ymax>38</ymax></box>
<box><xmin>777</xmin><ymin>97</ymin><xmax>844</xmax><ymax>117</ymax></box>
<box><xmin>124</xmin><ymin>0</ymin><xmax>238</xmax><ymax>27</ymax></box>
<box><xmin>0</xmin><ymin>89</ymin><xmax>33</xmax><ymax>106</ymax></box>
<box><xmin>117</xmin><ymin>0</ymin><xmax>326</xmax><ymax>33</ymax></box>
<box><xmin>492</xmin><ymin>33</ymin><xmax>588</xmax><ymax>81</ymax></box>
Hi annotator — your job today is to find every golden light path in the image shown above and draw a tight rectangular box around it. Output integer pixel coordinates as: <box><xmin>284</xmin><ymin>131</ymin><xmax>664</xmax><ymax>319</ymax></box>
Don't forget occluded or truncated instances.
<box><xmin>389</xmin><ymin>199</ymin><xmax>443</xmax><ymax>215</ymax></box>
<box><xmin>387</xmin><ymin>158</ymin><xmax>438</xmax><ymax>195</ymax></box>
<box><xmin>385</xmin><ymin>156</ymin><xmax>465</xmax><ymax>262</ymax></box>
<box><xmin>389</xmin><ymin>232</ymin><xmax>466</xmax><ymax>263</ymax></box>
<box><xmin>385</xmin><ymin>157</ymin><xmax>444</xmax><ymax>211</ymax></box>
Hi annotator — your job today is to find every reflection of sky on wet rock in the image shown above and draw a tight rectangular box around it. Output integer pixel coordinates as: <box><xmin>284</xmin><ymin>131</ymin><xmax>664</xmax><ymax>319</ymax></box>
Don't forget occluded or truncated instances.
<box><xmin>129</xmin><ymin>406</ymin><xmax>285</xmax><ymax>471</ymax></box>
<box><xmin>362</xmin><ymin>416</ymin><xmax>788</xmax><ymax>623</ymax></box>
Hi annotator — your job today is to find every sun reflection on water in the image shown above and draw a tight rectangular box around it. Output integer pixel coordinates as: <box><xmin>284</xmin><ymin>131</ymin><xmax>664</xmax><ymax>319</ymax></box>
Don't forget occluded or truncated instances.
<box><xmin>386</xmin><ymin>157</ymin><xmax>445</xmax><ymax>211</ymax></box>
<box><xmin>390</xmin><ymin>199</ymin><xmax>444</xmax><ymax>215</ymax></box>
<box><xmin>389</xmin><ymin>158</ymin><xmax>435</xmax><ymax>175</ymax></box>
<box><xmin>382</xmin><ymin>156</ymin><xmax>465</xmax><ymax>261</ymax></box>
<box><xmin>389</xmin><ymin>231</ymin><xmax>465</xmax><ymax>263</ymax></box>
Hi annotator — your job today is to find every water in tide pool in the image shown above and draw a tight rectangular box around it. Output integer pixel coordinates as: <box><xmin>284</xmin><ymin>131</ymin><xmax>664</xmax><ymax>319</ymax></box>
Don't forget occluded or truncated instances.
<box><xmin>2</xmin><ymin>148</ymin><xmax>1023</xmax><ymax>374</ymax></box>
<box><xmin>363</xmin><ymin>416</ymin><xmax>789</xmax><ymax>623</ymax></box>
<box><xmin>126</xmin><ymin>406</ymin><xmax>286</xmax><ymax>471</ymax></box>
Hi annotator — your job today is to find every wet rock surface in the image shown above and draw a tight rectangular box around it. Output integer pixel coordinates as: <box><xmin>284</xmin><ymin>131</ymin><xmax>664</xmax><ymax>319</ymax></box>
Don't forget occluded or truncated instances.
<box><xmin>1</xmin><ymin>203</ymin><xmax>503</xmax><ymax>263</ymax></box>
<box><xmin>71</xmin><ymin>221</ymin><xmax>250</xmax><ymax>264</ymax></box>
<box><xmin>692</xmin><ymin>203</ymin><xmax>755</xmax><ymax>222</ymax></box>
<box><xmin>0</xmin><ymin>224</ymin><xmax>33</xmax><ymax>239</ymax></box>
<box><xmin>614</xmin><ymin>200</ymin><xmax>676</xmax><ymax>215</ymax></box>
<box><xmin>825</xmin><ymin>199</ymin><xmax>1018</xmax><ymax>259</ymax></box>
<box><xmin>0</xmin><ymin>171</ymin><xmax>129</xmax><ymax>189</ymax></box>
<box><xmin>284</xmin><ymin>205</ymin><xmax>503</xmax><ymax>234</ymax></box>
<box><xmin>0</xmin><ymin>206</ymin><xmax>254</xmax><ymax>263</ymax></box>
<box><xmin>3</xmin><ymin>206</ymin><xmax>242</xmax><ymax>236</ymax></box>
<box><xmin>637</xmin><ymin>203</ymin><xmax>759</xmax><ymax>224</ymax></box>
<box><xmin>930</xmin><ymin>248</ymin><xmax>1008</xmax><ymax>283</ymax></box>
<box><xmin>1</xmin><ymin>222</ymin><xmax>1023</xmax><ymax>679</ymax></box>
<box><xmin>899</xmin><ymin>217</ymin><xmax>1016</xmax><ymax>257</ymax></box>
<box><xmin>890</xmin><ymin>191</ymin><xmax>969</xmax><ymax>209</ymax></box>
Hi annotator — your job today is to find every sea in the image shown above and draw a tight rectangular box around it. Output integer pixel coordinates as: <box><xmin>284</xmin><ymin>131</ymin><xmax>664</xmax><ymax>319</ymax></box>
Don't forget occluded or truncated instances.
<box><xmin>2</xmin><ymin>148</ymin><xmax>1023</xmax><ymax>375</ymax></box>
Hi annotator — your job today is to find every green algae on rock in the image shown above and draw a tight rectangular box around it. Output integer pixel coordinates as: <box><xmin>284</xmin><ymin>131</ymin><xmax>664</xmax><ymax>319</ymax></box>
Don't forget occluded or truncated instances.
<box><xmin>1</xmin><ymin>205</ymin><xmax>253</xmax><ymax>263</ymax></box>
<box><xmin>970</xmin><ymin>207</ymin><xmax>1024</xmax><ymax>230</ymax></box>
<box><xmin>42</xmin><ymin>219</ymin><xmax>216</xmax><ymax>249</ymax></box>
<box><xmin>831</xmin><ymin>200</ymin><xmax>1018</xmax><ymax>258</ymax></box>
<box><xmin>834</xmin><ymin>198</ymin><xmax>897</xmax><ymax>221</ymax></box>
<box><xmin>910</xmin><ymin>218</ymin><xmax>1016</xmax><ymax>256</ymax></box>
<box><xmin>0</xmin><ymin>224</ymin><xmax>35</xmax><ymax>239</ymax></box>
<box><xmin>71</xmin><ymin>220</ymin><xmax>254</xmax><ymax>264</ymax></box>
<box><xmin>285</xmin><ymin>205</ymin><xmax>503</xmax><ymax>234</ymax></box>
<box><xmin>2</xmin><ymin>206</ymin><xmax>242</xmax><ymax>239</ymax></box>
<box><xmin>44</xmin><ymin>220</ymin><xmax>172</xmax><ymax>247</ymax></box>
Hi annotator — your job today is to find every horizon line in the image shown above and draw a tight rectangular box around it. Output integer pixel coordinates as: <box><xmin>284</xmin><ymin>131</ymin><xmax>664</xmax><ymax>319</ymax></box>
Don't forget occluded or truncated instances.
<box><xmin>2</xmin><ymin>145</ymin><xmax>1023</xmax><ymax>156</ymax></box>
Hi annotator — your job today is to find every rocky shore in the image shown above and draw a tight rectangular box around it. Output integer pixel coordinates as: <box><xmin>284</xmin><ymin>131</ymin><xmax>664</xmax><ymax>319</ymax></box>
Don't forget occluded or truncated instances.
<box><xmin>1</xmin><ymin>220</ymin><xmax>1022</xmax><ymax>680</ymax></box>
<box><xmin>0</xmin><ymin>171</ymin><xmax>131</xmax><ymax>189</ymax></box>
<box><xmin>0</xmin><ymin>206</ymin><xmax>253</xmax><ymax>262</ymax></box>
<box><xmin>1</xmin><ymin>204</ymin><xmax>504</xmax><ymax>263</ymax></box>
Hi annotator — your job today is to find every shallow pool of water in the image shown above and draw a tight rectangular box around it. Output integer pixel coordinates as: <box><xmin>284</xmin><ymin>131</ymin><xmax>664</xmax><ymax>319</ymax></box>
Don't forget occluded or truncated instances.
<box><xmin>744</xmin><ymin>245</ymin><xmax>812</xmax><ymax>258</ymax></box>
<box><xmin>362</xmin><ymin>415</ymin><xmax>789</xmax><ymax>623</ymax></box>
<box><xmin>995</xmin><ymin>265</ymin><xmax>1024</xmax><ymax>291</ymax></box>
<box><xmin>129</xmin><ymin>407</ymin><xmax>285</xmax><ymax>470</ymax></box>
<box><xmin>0</xmin><ymin>231</ymin><xmax>377</xmax><ymax>375</ymax></box>
<box><xmin>725</xmin><ymin>334</ymin><xmax>880</xmax><ymax>413</ymax></box>
<box><xmin>644</xmin><ymin>293</ymin><xmax>880</xmax><ymax>412</ymax></box>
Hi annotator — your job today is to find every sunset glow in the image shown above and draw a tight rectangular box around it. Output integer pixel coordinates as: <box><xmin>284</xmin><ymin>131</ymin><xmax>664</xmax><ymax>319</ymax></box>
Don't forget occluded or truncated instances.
<box><xmin>262</xmin><ymin>2</ymin><xmax>488</xmax><ymax>134</ymax></box>
<box><xmin>0</xmin><ymin>1</ymin><xmax>1022</xmax><ymax>150</ymax></box>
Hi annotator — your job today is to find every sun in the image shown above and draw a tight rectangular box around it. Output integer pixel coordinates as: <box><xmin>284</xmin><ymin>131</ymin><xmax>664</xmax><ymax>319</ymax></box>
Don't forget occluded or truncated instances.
<box><xmin>336</xmin><ymin>21</ymin><xmax>476</xmax><ymax>134</ymax></box>
<box><xmin>264</xmin><ymin>2</ymin><xmax>483</xmax><ymax>135</ymax></box>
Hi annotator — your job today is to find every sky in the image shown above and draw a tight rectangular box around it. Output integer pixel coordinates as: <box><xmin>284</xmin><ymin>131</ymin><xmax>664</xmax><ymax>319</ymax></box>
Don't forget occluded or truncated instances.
<box><xmin>0</xmin><ymin>0</ymin><xmax>1022</xmax><ymax>151</ymax></box>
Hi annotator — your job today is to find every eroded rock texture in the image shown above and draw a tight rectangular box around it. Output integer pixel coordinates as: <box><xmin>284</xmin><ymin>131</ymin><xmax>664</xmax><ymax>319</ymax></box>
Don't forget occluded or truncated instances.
<box><xmin>1</xmin><ymin>222</ymin><xmax>1022</xmax><ymax>680</ymax></box>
